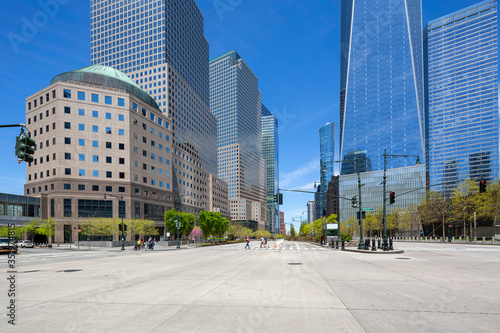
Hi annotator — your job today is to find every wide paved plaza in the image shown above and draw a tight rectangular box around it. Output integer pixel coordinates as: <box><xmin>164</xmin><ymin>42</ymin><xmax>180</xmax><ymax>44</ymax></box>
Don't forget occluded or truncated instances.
<box><xmin>1</xmin><ymin>241</ymin><xmax>499</xmax><ymax>332</ymax></box>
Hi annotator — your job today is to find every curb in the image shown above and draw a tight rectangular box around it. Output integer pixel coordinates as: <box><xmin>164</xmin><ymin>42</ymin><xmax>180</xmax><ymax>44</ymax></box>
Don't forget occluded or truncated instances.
<box><xmin>342</xmin><ymin>248</ymin><xmax>404</xmax><ymax>254</ymax></box>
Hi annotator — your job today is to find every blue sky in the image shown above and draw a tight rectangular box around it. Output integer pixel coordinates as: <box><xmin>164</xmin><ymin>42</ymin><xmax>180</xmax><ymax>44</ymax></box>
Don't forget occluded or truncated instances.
<box><xmin>0</xmin><ymin>0</ymin><xmax>484</xmax><ymax>231</ymax></box>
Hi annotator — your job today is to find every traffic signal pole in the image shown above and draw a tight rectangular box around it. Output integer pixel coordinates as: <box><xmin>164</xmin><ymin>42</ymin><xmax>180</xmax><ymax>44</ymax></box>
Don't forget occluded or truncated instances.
<box><xmin>382</xmin><ymin>150</ymin><xmax>420</xmax><ymax>251</ymax></box>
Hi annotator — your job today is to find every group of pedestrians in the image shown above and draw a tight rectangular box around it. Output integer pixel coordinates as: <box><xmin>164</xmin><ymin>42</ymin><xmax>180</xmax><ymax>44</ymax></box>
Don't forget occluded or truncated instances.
<box><xmin>134</xmin><ymin>237</ymin><xmax>156</xmax><ymax>251</ymax></box>
<box><xmin>244</xmin><ymin>236</ymin><xmax>269</xmax><ymax>249</ymax></box>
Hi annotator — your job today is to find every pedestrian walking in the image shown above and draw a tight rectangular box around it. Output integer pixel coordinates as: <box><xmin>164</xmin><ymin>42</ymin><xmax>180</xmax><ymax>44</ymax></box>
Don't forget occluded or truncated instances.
<box><xmin>264</xmin><ymin>237</ymin><xmax>268</xmax><ymax>248</ymax></box>
<box><xmin>245</xmin><ymin>236</ymin><xmax>250</xmax><ymax>249</ymax></box>
<box><xmin>260</xmin><ymin>236</ymin><xmax>265</xmax><ymax>248</ymax></box>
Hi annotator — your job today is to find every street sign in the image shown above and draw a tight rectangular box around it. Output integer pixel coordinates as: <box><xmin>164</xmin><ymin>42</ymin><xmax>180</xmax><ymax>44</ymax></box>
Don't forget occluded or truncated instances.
<box><xmin>347</xmin><ymin>223</ymin><xmax>350</xmax><ymax>228</ymax></box>
<box><xmin>362</xmin><ymin>208</ymin><xmax>373</xmax><ymax>211</ymax></box>
<box><xmin>176</xmin><ymin>221</ymin><xmax>181</xmax><ymax>228</ymax></box>
<box><xmin>167</xmin><ymin>232</ymin><xmax>170</xmax><ymax>237</ymax></box>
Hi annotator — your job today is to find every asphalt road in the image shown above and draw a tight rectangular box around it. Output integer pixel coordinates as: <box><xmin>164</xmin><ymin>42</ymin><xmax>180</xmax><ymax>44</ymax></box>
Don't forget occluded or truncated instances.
<box><xmin>1</xmin><ymin>241</ymin><xmax>499</xmax><ymax>332</ymax></box>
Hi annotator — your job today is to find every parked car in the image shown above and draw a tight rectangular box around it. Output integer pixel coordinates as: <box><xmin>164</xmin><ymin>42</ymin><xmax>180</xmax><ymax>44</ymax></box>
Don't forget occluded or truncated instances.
<box><xmin>16</xmin><ymin>240</ymin><xmax>34</xmax><ymax>248</ymax></box>
<box><xmin>0</xmin><ymin>238</ymin><xmax>18</xmax><ymax>254</ymax></box>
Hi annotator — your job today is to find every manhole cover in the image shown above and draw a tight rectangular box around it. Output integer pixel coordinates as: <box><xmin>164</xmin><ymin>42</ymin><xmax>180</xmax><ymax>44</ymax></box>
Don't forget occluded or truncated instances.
<box><xmin>396</xmin><ymin>257</ymin><xmax>410</xmax><ymax>260</ymax></box>
<box><xmin>288</xmin><ymin>263</ymin><xmax>303</xmax><ymax>265</ymax></box>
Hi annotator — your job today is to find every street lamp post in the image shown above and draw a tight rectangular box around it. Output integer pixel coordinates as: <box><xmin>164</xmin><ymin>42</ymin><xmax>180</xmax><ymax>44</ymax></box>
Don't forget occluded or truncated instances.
<box><xmin>103</xmin><ymin>194</ymin><xmax>125</xmax><ymax>251</ymax></box>
<box><xmin>382</xmin><ymin>149</ymin><xmax>420</xmax><ymax>251</ymax></box>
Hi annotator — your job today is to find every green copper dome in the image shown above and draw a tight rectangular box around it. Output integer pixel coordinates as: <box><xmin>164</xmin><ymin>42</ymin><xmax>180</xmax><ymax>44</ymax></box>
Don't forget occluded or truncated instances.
<box><xmin>51</xmin><ymin>65</ymin><xmax>159</xmax><ymax>110</ymax></box>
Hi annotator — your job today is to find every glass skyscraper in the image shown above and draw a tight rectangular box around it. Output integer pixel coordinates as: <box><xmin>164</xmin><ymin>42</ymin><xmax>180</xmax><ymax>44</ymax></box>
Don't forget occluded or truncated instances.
<box><xmin>262</xmin><ymin>105</ymin><xmax>279</xmax><ymax>233</ymax></box>
<box><xmin>340</xmin><ymin>0</ymin><xmax>425</xmax><ymax>173</ymax></box>
<box><xmin>210</xmin><ymin>51</ymin><xmax>266</xmax><ymax>225</ymax></box>
<box><xmin>90</xmin><ymin>0</ymin><xmax>217</xmax><ymax>178</ymax></box>
<box><xmin>315</xmin><ymin>122</ymin><xmax>335</xmax><ymax>220</ymax></box>
<box><xmin>425</xmin><ymin>0</ymin><xmax>499</xmax><ymax>191</ymax></box>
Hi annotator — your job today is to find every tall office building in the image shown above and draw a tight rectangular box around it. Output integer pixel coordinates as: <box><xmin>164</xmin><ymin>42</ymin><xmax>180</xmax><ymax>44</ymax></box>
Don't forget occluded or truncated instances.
<box><xmin>307</xmin><ymin>201</ymin><xmax>315</xmax><ymax>224</ymax></box>
<box><xmin>425</xmin><ymin>0</ymin><xmax>499</xmax><ymax>191</ymax></box>
<box><xmin>262</xmin><ymin>105</ymin><xmax>279</xmax><ymax>233</ymax></box>
<box><xmin>315</xmin><ymin>122</ymin><xmax>335</xmax><ymax>220</ymax></box>
<box><xmin>209</xmin><ymin>51</ymin><xmax>266</xmax><ymax>227</ymax></box>
<box><xmin>339</xmin><ymin>0</ymin><xmax>426</xmax><ymax>221</ymax></box>
<box><xmin>279</xmin><ymin>211</ymin><xmax>285</xmax><ymax>235</ymax></box>
<box><xmin>90</xmin><ymin>0</ymin><xmax>219</xmax><ymax>216</ymax></box>
<box><xmin>340</xmin><ymin>0</ymin><xmax>425</xmax><ymax>172</ymax></box>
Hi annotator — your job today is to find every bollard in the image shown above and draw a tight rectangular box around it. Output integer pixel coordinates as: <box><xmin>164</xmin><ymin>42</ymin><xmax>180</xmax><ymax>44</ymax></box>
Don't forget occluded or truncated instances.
<box><xmin>365</xmin><ymin>238</ymin><xmax>370</xmax><ymax>250</ymax></box>
<box><xmin>371</xmin><ymin>238</ymin><xmax>376</xmax><ymax>251</ymax></box>
<box><xmin>378</xmin><ymin>239</ymin><xmax>382</xmax><ymax>249</ymax></box>
<box><xmin>331</xmin><ymin>240</ymin><xmax>334</xmax><ymax>248</ymax></box>
<box><xmin>483</xmin><ymin>237</ymin><xmax>485</xmax><ymax>244</ymax></box>
<box><xmin>335</xmin><ymin>240</ymin><xmax>339</xmax><ymax>249</ymax></box>
<box><xmin>389</xmin><ymin>238</ymin><xmax>394</xmax><ymax>250</ymax></box>
<box><xmin>341</xmin><ymin>240</ymin><xmax>345</xmax><ymax>250</ymax></box>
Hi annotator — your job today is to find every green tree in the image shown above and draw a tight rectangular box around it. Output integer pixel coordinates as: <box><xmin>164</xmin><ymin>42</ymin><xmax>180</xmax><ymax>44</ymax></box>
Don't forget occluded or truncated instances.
<box><xmin>299</xmin><ymin>222</ymin><xmax>312</xmax><ymax>236</ymax></box>
<box><xmin>0</xmin><ymin>226</ymin><xmax>25</xmax><ymax>239</ymax></box>
<box><xmin>213</xmin><ymin>215</ymin><xmax>229</xmax><ymax>241</ymax></box>
<box><xmin>290</xmin><ymin>224</ymin><xmax>296</xmax><ymax>237</ymax></box>
<box><xmin>79</xmin><ymin>218</ymin><xmax>117</xmax><ymax>248</ymax></box>
<box><xmin>419</xmin><ymin>191</ymin><xmax>448</xmax><ymax>239</ymax></box>
<box><xmin>127</xmin><ymin>219</ymin><xmax>159</xmax><ymax>240</ymax></box>
<box><xmin>386</xmin><ymin>207</ymin><xmax>402</xmax><ymax>237</ymax></box>
<box><xmin>181</xmin><ymin>212</ymin><xmax>195</xmax><ymax>238</ymax></box>
<box><xmin>24</xmin><ymin>219</ymin><xmax>42</xmax><ymax>242</ymax></box>
<box><xmin>36</xmin><ymin>218</ymin><xmax>58</xmax><ymax>242</ymax></box>
<box><xmin>450</xmin><ymin>179</ymin><xmax>481</xmax><ymax>238</ymax></box>
<box><xmin>478</xmin><ymin>179</ymin><xmax>500</xmax><ymax>225</ymax></box>
<box><xmin>164</xmin><ymin>210</ymin><xmax>194</xmax><ymax>239</ymax></box>
<box><xmin>199</xmin><ymin>211</ymin><xmax>228</xmax><ymax>242</ymax></box>
<box><xmin>313</xmin><ymin>219</ymin><xmax>323</xmax><ymax>236</ymax></box>
<box><xmin>342</xmin><ymin>216</ymin><xmax>359</xmax><ymax>236</ymax></box>
<box><xmin>364</xmin><ymin>212</ymin><xmax>381</xmax><ymax>237</ymax></box>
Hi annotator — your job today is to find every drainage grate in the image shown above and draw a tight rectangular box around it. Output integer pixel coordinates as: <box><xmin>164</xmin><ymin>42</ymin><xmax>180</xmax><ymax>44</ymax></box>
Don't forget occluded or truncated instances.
<box><xmin>396</xmin><ymin>257</ymin><xmax>411</xmax><ymax>260</ymax></box>
<box><xmin>287</xmin><ymin>263</ymin><xmax>303</xmax><ymax>265</ymax></box>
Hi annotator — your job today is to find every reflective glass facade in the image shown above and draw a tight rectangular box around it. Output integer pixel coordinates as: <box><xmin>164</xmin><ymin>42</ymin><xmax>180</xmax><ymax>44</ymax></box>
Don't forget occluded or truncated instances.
<box><xmin>90</xmin><ymin>0</ymin><xmax>208</xmax><ymax>104</ymax></box>
<box><xmin>425</xmin><ymin>0</ymin><xmax>499</xmax><ymax>192</ymax></box>
<box><xmin>339</xmin><ymin>165</ymin><xmax>426</xmax><ymax>223</ymax></box>
<box><xmin>315</xmin><ymin>122</ymin><xmax>335</xmax><ymax>220</ymax></box>
<box><xmin>90</xmin><ymin>0</ymin><xmax>217</xmax><ymax>176</ymax></box>
<box><xmin>262</xmin><ymin>105</ymin><xmax>279</xmax><ymax>233</ymax></box>
<box><xmin>210</xmin><ymin>51</ymin><xmax>266</xmax><ymax>223</ymax></box>
<box><xmin>340</xmin><ymin>0</ymin><xmax>425</xmax><ymax>173</ymax></box>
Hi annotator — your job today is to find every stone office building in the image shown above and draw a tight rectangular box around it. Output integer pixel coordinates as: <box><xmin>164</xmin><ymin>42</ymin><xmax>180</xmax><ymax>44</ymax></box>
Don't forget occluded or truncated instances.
<box><xmin>24</xmin><ymin>65</ymin><xmax>176</xmax><ymax>243</ymax></box>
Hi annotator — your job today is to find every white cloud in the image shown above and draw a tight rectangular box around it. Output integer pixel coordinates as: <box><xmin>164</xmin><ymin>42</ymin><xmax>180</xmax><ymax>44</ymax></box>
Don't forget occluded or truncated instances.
<box><xmin>280</xmin><ymin>159</ymin><xmax>319</xmax><ymax>188</ymax></box>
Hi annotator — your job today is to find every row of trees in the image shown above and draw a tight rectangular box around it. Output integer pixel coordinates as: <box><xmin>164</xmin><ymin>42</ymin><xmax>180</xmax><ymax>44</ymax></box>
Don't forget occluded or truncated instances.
<box><xmin>80</xmin><ymin>218</ymin><xmax>159</xmax><ymax>240</ymax></box>
<box><xmin>0</xmin><ymin>218</ymin><xmax>58</xmax><ymax>242</ymax></box>
<box><xmin>342</xmin><ymin>179</ymin><xmax>500</xmax><ymax>238</ymax></box>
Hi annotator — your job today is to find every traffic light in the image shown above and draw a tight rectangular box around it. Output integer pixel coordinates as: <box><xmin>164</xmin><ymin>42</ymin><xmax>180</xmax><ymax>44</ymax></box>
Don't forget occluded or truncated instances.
<box><xmin>389</xmin><ymin>192</ymin><xmax>395</xmax><ymax>204</ymax></box>
<box><xmin>351</xmin><ymin>196</ymin><xmax>357</xmax><ymax>208</ymax></box>
<box><xmin>479</xmin><ymin>179</ymin><xmax>487</xmax><ymax>193</ymax></box>
<box><xmin>118</xmin><ymin>224</ymin><xmax>123</xmax><ymax>232</ymax></box>
<box><xmin>278</xmin><ymin>193</ymin><xmax>283</xmax><ymax>205</ymax></box>
<box><xmin>14</xmin><ymin>136</ymin><xmax>21</xmax><ymax>159</ymax></box>
<box><xmin>273</xmin><ymin>194</ymin><xmax>278</xmax><ymax>203</ymax></box>
<box><xmin>16</xmin><ymin>134</ymin><xmax>35</xmax><ymax>163</ymax></box>
<box><xmin>124</xmin><ymin>224</ymin><xmax>127</xmax><ymax>232</ymax></box>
